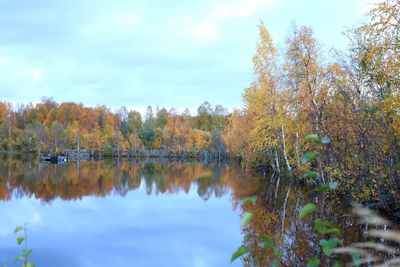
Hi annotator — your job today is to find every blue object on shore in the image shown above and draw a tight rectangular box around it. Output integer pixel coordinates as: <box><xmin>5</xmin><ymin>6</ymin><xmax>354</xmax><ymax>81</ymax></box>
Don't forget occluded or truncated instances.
<box><xmin>40</xmin><ymin>155</ymin><xmax>68</xmax><ymax>164</ymax></box>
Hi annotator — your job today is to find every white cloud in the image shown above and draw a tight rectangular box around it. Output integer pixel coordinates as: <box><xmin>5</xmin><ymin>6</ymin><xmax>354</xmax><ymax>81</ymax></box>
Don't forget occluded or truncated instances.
<box><xmin>183</xmin><ymin>21</ymin><xmax>219</xmax><ymax>41</ymax></box>
<box><xmin>178</xmin><ymin>0</ymin><xmax>277</xmax><ymax>42</ymax></box>
<box><xmin>32</xmin><ymin>212</ymin><xmax>41</xmax><ymax>223</ymax></box>
<box><xmin>0</xmin><ymin>57</ymin><xmax>11</xmax><ymax>65</ymax></box>
<box><xmin>226</xmin><ymin>0</ymin><xmax>277</xmax><ymax>19</ymax></box>
<box><xmin>31</xmin><ymin>69</ymin><xmax>42</xmax><ymax>80</ymax></box>
<box><xmin>0</xmin><ymin>58</ymin><xmax>43</xmax><ymax>91</ymax></box>
<box><xmin>81</xmin><ymin>12</ymin><xmax>140</xmax><ymax>40</ymax></box>
<box><xmin>359</xmin><ymin>0</ymin><xmax>381</xmax><ymax>14</ymax></box>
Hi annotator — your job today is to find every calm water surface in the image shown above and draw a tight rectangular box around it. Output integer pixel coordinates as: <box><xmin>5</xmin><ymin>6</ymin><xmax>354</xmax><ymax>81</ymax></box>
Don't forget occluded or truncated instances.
<box><xmin>0</xmin><ymin>155</ymin><xmax>254</xmax><ymax>267</ymax></box>
<box><xmin>0</xmin><ymin>154</ymin><xmax>384</xmax><ymax>266</ymax></box>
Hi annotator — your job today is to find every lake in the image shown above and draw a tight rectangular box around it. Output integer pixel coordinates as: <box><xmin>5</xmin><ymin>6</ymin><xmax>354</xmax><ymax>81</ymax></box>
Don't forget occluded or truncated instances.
<box><xmin>0</xmin><ymin>154</ymin><xmax>391</xmax><ymax>266</ymax></box>
<box><xmin>0</xmin><ymin>154</ymin><xmax>254</xmax><ymax>267</ymax></box>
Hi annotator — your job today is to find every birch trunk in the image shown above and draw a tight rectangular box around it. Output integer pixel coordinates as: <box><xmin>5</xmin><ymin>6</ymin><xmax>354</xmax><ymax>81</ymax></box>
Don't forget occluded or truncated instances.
<box><xmin>281</xmin><ymin>125</ymin><xmax>292</xmax><ymax>174</ymax></box>
<box><xmin>295</xmin><ymin>132</ymin><xmax>300</xmax><ymax>167</ymax></box>
<box><xmin>274</xmin><ymin>149</ymin><xmax>281</xmax><ymax>173</ymax></box>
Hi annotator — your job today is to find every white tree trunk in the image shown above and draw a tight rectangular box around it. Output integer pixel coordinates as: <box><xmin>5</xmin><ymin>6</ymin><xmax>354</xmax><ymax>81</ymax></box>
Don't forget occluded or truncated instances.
<box><xmin>281</xmin><ymin>186</ymin><xmax>291</xmax><ymax>232</ymax></box>
<box><xmin>274</xmin><ymin>149</ymin><xmax>281</xmax><ymax>173</ymax></box>
<box><xmin>281</xmin><ymin>125</ymin><xmax>292</xmax><ymax>174</ymax></box>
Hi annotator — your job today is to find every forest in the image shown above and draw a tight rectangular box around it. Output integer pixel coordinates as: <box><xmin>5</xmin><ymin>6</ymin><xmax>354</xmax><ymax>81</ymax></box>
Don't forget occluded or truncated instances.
<box><xmin>223</xmin><ymin>0</ymin><xmax>400</xmax><ymax>204</ymax></box>
<box><xmin>0</xmin><ymin>99</ymin><xmax>229</xmax><ymax>155</ymax></box>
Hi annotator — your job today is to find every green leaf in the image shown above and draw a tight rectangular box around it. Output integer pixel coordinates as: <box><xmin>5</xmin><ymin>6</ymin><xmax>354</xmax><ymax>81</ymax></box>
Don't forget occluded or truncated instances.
<box><xmin>303</xmin><ymin>171</ymin><xmax>320</xmax><ymax>179</ymax></box>
<box><xmin>302</xmin><ymin>152</ymin><xmax>320</xmax><ymax>164</ymax></box>
<box><xmin>14</xmin><ymin>256</ymin><xmax>22</xmax><ymax>263</ymax></box>
<box><xmin>14</xmin><ymin>226</ymin><xmax>23</xmax><ymax>233</ymax></box>
<box><xmin>321</xmin><ymin>136</ymin><xmax>331</xmax><ymax>144</ymax></box>
<box><xmin>329</xmin><ymin>182</ymin><xmax>338</xmax><ymax>190</ymax></box>
<box><xmin>351</xmin><ymin>252</ymin><xmax>361</xmax><ymax>267</ymax></box>
<box><xmin>259</xmin><ymin>235</ymin><xmax>278</xmax><ymax>253</ymax></box>
<box><xmin>243</xmin><ymin>196</ymin><xmax>257</xmax><ymax>205</ymax></box>
<box><xmin>319</xmin><ymin>238</ymin><xmax>340</xmax><ymax>256</ymax></box>
<box><xmin>306</xmin><ymin>258</ymin><xmax>320</xmax><ymax>267</ymax></box>
<box><xmin>21</xmin><ymin>249</ymin><xmax>32</xmax><ymax>259</ymax></box>
<box><xmin>317</xmin><ymin>182</ymin><xmax>338</xmax><ymax>193</ymax></box>
<box><xmin>306</xmin><ymin>134</ymin><xmax>321</xmax><ymax>144</ymax></box>
<box><xmin>317</xmin><ymin>185</ymin><xmax>329</xmax><ymax>193</ymax></box>
<box><xmin>243</xmin><ymin>233</ymin><xmax>253</xmax><ymax>241</ymax></box>
<box><xmin>17</xmin><ymin>237</ymin><xmax>25</xmax><ymax>245</ymax></box>
<box><xmin>327</xmin><ymin>227</ymin><xmax>341</xmax><ymax>234</ymax></box>
<box><xmin>314</xmin><ymin>219</ymin><xmax>325</xmax><ymax>234</ymax></box>
<box><xmin>332</xmin><ymin>261</ymin><xmax>344</xmax><ymax>267</ymax></box>
<box><xmin>231</xmin><ymin>245</ymin><xmax>249</xmax><ymax>262</ymax></box>
<box><xmin>241</xmin><ymin>212</ymin><xmax>253</xmax><ymax>227</ymax></box>
<box><xmin>271</xmin><ymin>259</ymin><xmax>279</xmax><ymax>267</ymax></box>
<box><xmin>314</xmin><ymin>219</ymin><xmax>341</xmax><ymax>235</ymax></box>
<box><xmin>300</xmin><ymin>203</ymin><xmax>317</xmax><ymax>219</ymax></box>
<box><xmin>23</xmin><ymin>263</ymin><xmax>35</xmax><ymax>267</ymax></box>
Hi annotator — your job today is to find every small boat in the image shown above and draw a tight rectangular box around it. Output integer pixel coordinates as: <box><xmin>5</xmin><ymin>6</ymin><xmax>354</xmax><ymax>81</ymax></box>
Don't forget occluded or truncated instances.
<box><xmin>40</xmin><ymin>155</ymin><xmax>68</xmax><ymax>164</ymax></box>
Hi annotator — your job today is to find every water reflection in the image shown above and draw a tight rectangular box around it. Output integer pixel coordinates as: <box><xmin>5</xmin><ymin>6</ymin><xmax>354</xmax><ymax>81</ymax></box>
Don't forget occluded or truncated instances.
<box><xmin>0</xmin><ymin>154</ymin><xmax>256</xmax><ymax>267</ymax></box>
<box><xmin>238</xmin><ymin>173</ymin><xmax>400</xmax><ymax>266</ymax></box>
<box><xmin>0</xmin><ymin>154</ymin><xmax>390</xmax><ymax>266</ymax></box>
<box><xmin>0</xmin><ymin>154</ymin><xmax>254</xmax><ymax>202</ymax></box>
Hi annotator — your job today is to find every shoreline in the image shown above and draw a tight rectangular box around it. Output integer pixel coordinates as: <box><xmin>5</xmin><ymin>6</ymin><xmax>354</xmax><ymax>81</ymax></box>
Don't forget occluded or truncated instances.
<box><xmin>0</xmin><ymin>149</ymin><xmax>240</xmax><ymax>162</ymax></box>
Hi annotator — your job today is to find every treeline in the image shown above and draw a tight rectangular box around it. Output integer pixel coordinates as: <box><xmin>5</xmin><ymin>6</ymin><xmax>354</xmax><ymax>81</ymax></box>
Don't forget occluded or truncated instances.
<box><xmin>223</xmin><ymin>0</ymin><xmax>399</xmax><ymax>202</ymax></box>
<box><xmin>0</xmin><ymin>98</ymin><xmax>228</xmax><ymax>155</ymax></box>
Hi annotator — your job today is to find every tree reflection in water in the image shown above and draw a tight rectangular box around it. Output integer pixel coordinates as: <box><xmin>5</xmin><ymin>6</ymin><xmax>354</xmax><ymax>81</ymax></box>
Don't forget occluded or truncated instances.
<box><xmin>0</xmin><ymin>153</ymin><xmax>390</xmax><ymax>266</ymax></box>
<box><xmin>0</xmin><ymin>154</ymin><xmax>255</xmax><ymax>203</ymax></box>
<box><xmin>237</xmin><ymin>173</ymin><xmax>400</xmax><ymax>266</ymax></box>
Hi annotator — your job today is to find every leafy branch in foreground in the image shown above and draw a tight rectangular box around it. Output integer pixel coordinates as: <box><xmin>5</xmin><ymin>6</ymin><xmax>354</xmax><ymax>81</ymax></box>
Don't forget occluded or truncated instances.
<box><xmin>231</xmin><ymin>196</ymin><xmax>282</xmax><ymax>266</ymax></box>
<box><xmin>13</xmin><ymin>224</ymin><xmax>35</xmax><ymax>267</ymax></box>
<box><xmin>231</xmin><ymin>134</ymin><xmax>344</xmax><ymax>266</ymax></box>
<box><xmin>231</xmin><ymin>134</ymin><xmax>397</xmax><ymax>266</ymax></box>
<box><xmin>299</xmin><ymin>134</ymin><xmax>344</xmax><ymax>267</ymax></box>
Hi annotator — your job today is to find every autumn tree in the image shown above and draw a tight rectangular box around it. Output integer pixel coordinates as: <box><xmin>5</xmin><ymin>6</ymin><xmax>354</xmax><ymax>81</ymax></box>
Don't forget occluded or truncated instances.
<box><xmin>197</xmin><ymin>101</ymin><xmax>213</xmax><ymax>131</ymax></box>
<box><xmin>117</xmin><ymin>106</ymin><xmax>129</xmax><ymax>138</ymax></box>
<box><xmin>222</xmin><ymin>110</ymin><xmax>251</xmax><ymax>157</ymax></box>
<box><xmin>50</xmin><ymin>121</ymin><xmax>66</xmax><ymax>153</ymax></box>
<box><xmin>139</xmin><ymin>119</ymin><xmax>157</xmax><ymax>149</ymax></box>
<box><xmin>127</xmin><ymin>110</ymin><xmax>142</xmax><ymax>134</ymax></box>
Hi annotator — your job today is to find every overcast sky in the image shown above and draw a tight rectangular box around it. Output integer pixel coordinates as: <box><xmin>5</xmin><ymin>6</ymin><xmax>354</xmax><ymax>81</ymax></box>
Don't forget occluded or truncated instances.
<box><xmin>0</xmin><ymin>0</ymin><xmax>374</xmax><ymax>113</ymax></box>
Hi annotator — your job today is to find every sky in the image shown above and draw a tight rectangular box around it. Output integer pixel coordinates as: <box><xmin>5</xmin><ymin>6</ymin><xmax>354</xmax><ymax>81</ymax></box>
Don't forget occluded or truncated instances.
<box><xmin>0</xmin><ymin>0</ymin><xmax>375</xmax><ymax>114</ymax></box>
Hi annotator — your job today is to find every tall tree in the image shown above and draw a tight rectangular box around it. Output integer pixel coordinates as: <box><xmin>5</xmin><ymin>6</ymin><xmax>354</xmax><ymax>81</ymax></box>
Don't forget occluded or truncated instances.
<box><xmin>50</xmin><ymin>121</ymin><xmax>66</xmax><ymax>153</ymax></box>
